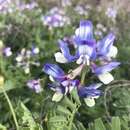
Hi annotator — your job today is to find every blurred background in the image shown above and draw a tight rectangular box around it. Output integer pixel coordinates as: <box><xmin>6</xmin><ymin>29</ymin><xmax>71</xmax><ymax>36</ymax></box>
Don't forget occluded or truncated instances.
<box><xmin>0</xmin><ymin>0</ymin><xmax>130</xmax><ymax>129</ymax></box>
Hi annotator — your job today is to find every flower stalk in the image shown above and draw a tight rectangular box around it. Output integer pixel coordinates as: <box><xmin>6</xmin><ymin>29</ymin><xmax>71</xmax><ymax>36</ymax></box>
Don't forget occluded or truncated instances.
<box><xmin>2</xmin><ymin>88</ymin><xmax>19</xmax><ymax>130</ymax></box>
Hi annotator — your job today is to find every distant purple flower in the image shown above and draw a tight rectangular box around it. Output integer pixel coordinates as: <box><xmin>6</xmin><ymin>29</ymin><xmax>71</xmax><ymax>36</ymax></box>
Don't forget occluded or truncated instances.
<box><xmin>3</xmin><ymin>47</ymin><xmax>12</xmax><ymax>57</ymax></box>
<box><xmin>31</xmin><ymin>45</ymin><xmax>40</xmax><ymax>55</ymax></box>
<box><xmin>15</xmin><ymin>47</ymin><xmax>40</xmax><ymax>74</ymax></box>
<box><xmin>41</xmin><ymin>7</ymin><xmax>70</xmax><ymax>29</ymax></box>
<box><xmin>105</xmin><ymin>7</ymin><xmax>117</xmax><ymax>19</ymax></box>
<box><xmin>27</xmin><ymin>79</ymin><xmax>42</xmax><ymax>93</ymax></box>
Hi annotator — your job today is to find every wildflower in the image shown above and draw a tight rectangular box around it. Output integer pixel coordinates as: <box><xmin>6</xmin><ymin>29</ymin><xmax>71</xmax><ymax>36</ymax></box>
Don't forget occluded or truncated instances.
<box><xmin>55</xmin><ymin>20</ymin><xmax>96</xmax><ymax>65</ymax></box>
<box><xmin>3</xmin><ymin>47</ymin><xmax>12</xmax><ymax>57</ymax></box>
<box><xmin>97</xmin><ymin>33</ymin><xmax>118</xmax><ymax>58</ymax></box>
<box><xmin>105</xmin><ymin>7</ymin><xmax>117</xmax><ymax>20</ymax></box>
<box><xmin>78</xmin><ymin>83</ymin><xmax>102</xmax><ymax>107</ymax></box>
<box><xmin>45</xmin><ymin>20</ymin><xmax>120</xmax><ymax>106</ymax></box>
<box><xmin>74</xmin><ymin>5</ymin><xmax>88</xmax><ymax>16</ymax></box>
<box><xmin>32</xmin><ymin>46</ymin><xmax>40</xmax><ymax>55</ymax></box>
<box><xmin>27</xmin><ymin>79</ymin><xmax>42</xmax><ymax>93</ymax></box>
<box><xmin>41</xmin><ymin>7</ymin><xmax>70</xmax><ymax>29</ymax></box>
<box><xmin>54</xmin><ymin>40</ymin><xmax>78</xmax><ymax>63</ymax></box>
<box><xmin>61</xmin><ymin>0</ymin><xmax>72</xmax><ymax>7</ymax></box>
<box><xmin>92</xmin><ymin>62</ymin><xmax>120</xmax><ymax>84</ymax></box>
<box><xmin>43</xmin><ymin>63</ymin><xmax>80</xmax><ymax>102</ymax></box>
<box><xmin>15</xmin><ymin>47</ymin><xmax>40</xmax><ymax>74</ymax></box>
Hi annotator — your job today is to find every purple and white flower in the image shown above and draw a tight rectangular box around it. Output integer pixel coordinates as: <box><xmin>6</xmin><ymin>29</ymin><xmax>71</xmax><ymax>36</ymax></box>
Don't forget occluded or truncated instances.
<box><xmin>41</xmin><ymin>7</ymin><xmax>70</xmax><ymax>29</ymax></box>
<box><xmin>15</xmin><ymin>47</ymin><xmax>40</xmax><ymax>74</ymax></box>
<box><xmin>44</xmin><ymin>20</ymin><xmax>120</xmax><ymax>106</ymax></box>
<box><xmin>92</xmin><ymin>62</ymin><xmax>120</xmax><ymax>84</ymax></box>
<box><xmin>3</xmin><ymin>47</ymin><xmax>12</xmax><ymax>57</ymax></box>
<box><xmin>55</xmin><ymin>20</ymin><xmax>96</xmax><ymax>65</ymax></box>
<box><xmin>105</xmin><ymin>7</ymin><xmax>117</xmax><ymax>20</ymax></box>
<box><xmin>78</xmin><ymin>83</ymin><xmax>102</xmax><ymax>107</ymax></box>
<box><xmin>43</xmin><ymin>63</ymin><xmax>80</xmax><ymax>102</ymax></box>
<box><xmin>27</xmin><ymin>79</ymin><xmax>42</xmax><ymax>93</ymax></box>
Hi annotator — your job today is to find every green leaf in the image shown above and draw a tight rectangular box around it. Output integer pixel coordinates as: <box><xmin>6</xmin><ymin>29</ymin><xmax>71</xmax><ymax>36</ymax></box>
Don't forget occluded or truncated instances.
<box><xmin>111</xmin><ymin>117</ymin><xmax>121</xmax><ymax>130</ymax></box>
<box><xmin>71</xmin><ymin>88</ymin><xmax>81</xmax><ymax>105</ymax></box>
<box><xmin>52</xmin><ymin>92</ymin><xmax>63</xmax><ymax>102</ymax></box>
<box><xmin>48</xmin><ymin>116</ymin><xmax>67</xmax><ymax>123</ymax></box>
<box><xmin>0</xmin><ymin>124</ymin><xmax>7</xmax><ymax>130</ymax></box>
<box><xmin>17</xmin><ymin>102</ymin><xmax>43</xmax><ymax>129</ymax></box>
<box><xmin>0</xmin><ymin>80</ymin><xmax>15</xmax><ymax>93</ymax></box>
<box><xmin>94</xmin><ymin>118</ymin><xmax>106</xmax><ymax>130</ymax></box>
<box><xmin>57</xmin><ymin>105</ymin><xmax>71</xmax><ymax>115</ymax></box>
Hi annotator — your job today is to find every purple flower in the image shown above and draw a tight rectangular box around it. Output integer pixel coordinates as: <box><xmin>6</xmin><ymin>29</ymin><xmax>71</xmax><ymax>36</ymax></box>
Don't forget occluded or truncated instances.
<box><xmin>43</xmin><ymin>63</ymin><xmax>80</xmax><ymax>101</ymax></box>
<box><xmin>3</xmin><ymin>47</ymin><xmax>12</xmax><ymax>57</ymax></box>
<box><xmin>43</xmin><ymin>63</ymin><xmax>65</xmax><ymax>81</ymax></box>
<box><xmin>78</xmin><ymin>83</ymin><xmax>102</xmax><ymax>98</ymax></box>
<box><xmin>31</xmin><ymin>45</ymin><xmax>40</xmax><ymax>55</ymax></box>
<box><xmin>41</xmin><ymin>7</ymin><xmax>70</xmax><ymax>29</ymax></box>
<box><xmin>74</xmin><ymin>20</ymin><xmax>95</xmax><ymax>45</ymax></box>
<box><xmin>97</xmin><ymin>33</ymin><xmax>116</xmax><ymax>57</ymax></box>
<box><xmin>27</xmin><ymin>79</ymin><xmax>42</xmax><ymax>93</ymax></box>
<box><xmin>92</xmin><ymin>62</ymin><xmax>120</xmax><ymax>84</ymax></box>
<box><xmin>78</xmin><ymin>83</ymin><xmax>102</xmax><ymax>107</ymax></box>
<box><xmin>55</xmin><ymin>20</ymin><xmax>96</xmax><ymax>64</ymax></box>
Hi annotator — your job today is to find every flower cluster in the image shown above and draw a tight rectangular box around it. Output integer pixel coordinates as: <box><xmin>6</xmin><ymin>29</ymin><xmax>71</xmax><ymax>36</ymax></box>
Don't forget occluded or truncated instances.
<box><xmin>0</xmin><ymin>0</ymin><xmax>38</xmax><ymax>14</ymax></box>
<box><xmin>27</xmin><ymin>79</ymin><xmax>42</xmax><ymax>93</ymax></box>
<box><xmin>43</xmin><ymin>20</ymin><xmax>120</xmax><ymax>107</ymax></box>
<box><xmin>15</xmin><ymin>46</ymin><xmax>40</xmax><ymax>74</ymax></box>
<box><xmin>74</xmin><ymin>4</ymin><xmax>92</xmax><ymax>16</ymax></box>
<box><xmin>41</xmin><ymin>7</ymin><xmax>70</xmax><ymax>29</ymax></box>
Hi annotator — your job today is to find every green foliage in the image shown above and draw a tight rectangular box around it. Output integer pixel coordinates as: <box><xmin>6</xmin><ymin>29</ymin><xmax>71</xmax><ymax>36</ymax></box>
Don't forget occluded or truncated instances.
<box><xmin>47</xmin><ymin>89</ymin><xmax>83</xmax><ymax>130</ymax></box>
<box><xmin>0</xmin><ymin>124</ymin><xmax>7</xmax><ymax>130</ymax></box>
<box><xmin>0</xmin><ymin>0</ymin><xmax>130</xmax><ymax>129</ymax></box>
<box><xmin>87</xmin><ymin>115</ymin><xmax>130</xmax><ymax>130</ymax></box>
<box><xmin>17</xmin><ymin>102</ymin><xmax>43</xmax><ymax>130</ymax></box>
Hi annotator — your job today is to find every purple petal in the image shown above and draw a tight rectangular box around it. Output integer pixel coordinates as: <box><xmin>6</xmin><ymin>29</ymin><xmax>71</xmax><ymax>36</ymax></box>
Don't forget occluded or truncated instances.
<box><xmin>78</xmin><ymin>44</ymin><xmax>96</xmax><ymax>59</ymax></box>
<box><xmin>43</xmin><ymin>63</ymin><xmax>65</xmax><ymax>78</ymax></box>
<box><xmin>93</xmin><ymin>62</ymin><xmax>120</xmax><ymax>75</ymax></box>
<box><xmin>78</xmin><ymin>84</ymin><xmax>101</xmax><ymax>98</ymax></box>
<box><xmin>75</xmin><ymin>20</ymin><xmax>95</xmax><ymax>45</ymax></box>
<box><xmin>59</xmin><ymin>40</ymin><xmax>78</xmax><ymax>62</ymax></box>
<box><xmin>97</xmin><ymin>33</ymin><xmax>115</xmax><ymax>56</ymax></box>
<box><xmin>48</xmin><ymin>83</ymin><xmax>65</xmax><ymax>94</ymax></box>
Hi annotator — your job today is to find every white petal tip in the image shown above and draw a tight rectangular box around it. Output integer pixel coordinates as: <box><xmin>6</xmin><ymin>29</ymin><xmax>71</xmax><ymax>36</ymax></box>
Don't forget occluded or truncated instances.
<box><xmin>54</xmin><ymin>52</ymin><xmax>68</xmax><ymax>63</ymax></box>
<box><xmin>84</xmin><ymin>98</ymin><xmax>95</xmax><ymax>107</ymax></box>
<box><xmin>98</xmin><ymin>72</ymin><xmax>114</xmax><ymax>84</ymax></box>
<box><xmin>52</xmin><ymin>92</ymin><xmax>63</xmax><ymax>102</ymax></box>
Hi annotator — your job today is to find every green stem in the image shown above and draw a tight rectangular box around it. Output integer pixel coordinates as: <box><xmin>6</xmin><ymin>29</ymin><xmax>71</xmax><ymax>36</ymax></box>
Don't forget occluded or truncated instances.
<box><xmin>81</xmin><ymin>66</ymin><xmax>88</xmax><ymax>85</ymax></box>
<box><xmin>3</xmin><ymin>89</ymin><xmax>19</xmax><ymax>130</ymax></box>
<box><xmin>68</xmin><ymin>110</ymin><xmax>75</xmax><ymax>130</ymax></box>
